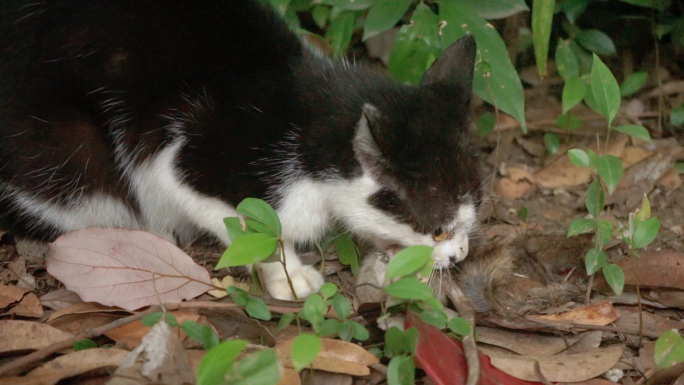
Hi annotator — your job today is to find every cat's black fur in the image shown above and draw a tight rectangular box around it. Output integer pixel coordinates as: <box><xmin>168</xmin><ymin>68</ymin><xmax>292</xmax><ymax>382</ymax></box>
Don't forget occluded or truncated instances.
<box><xmin>0</xmin><ymin>0</ymin><xmax>479</xmax><ymax>299</ymax></box>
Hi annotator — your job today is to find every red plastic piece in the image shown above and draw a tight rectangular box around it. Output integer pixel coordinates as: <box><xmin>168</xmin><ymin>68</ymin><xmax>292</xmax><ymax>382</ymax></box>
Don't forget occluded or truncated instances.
<box><xmin>406</xmin><ymin>312</ymin><xmax>544</xmax><ymax>385</ymax></box>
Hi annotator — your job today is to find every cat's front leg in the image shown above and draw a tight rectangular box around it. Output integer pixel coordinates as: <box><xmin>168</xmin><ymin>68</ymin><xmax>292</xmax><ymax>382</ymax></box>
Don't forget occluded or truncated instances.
<box><xmin>259</xmin><ymin>240</ymin><xmax>324</xmax><ymax>300</ymax></box>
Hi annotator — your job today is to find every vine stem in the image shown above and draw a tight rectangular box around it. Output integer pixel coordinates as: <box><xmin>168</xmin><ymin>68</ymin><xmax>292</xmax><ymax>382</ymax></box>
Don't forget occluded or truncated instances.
<box><xmin>278</xmin><ymin>239</ymin><xmax>299</xmax><ymax>300</ymax></box>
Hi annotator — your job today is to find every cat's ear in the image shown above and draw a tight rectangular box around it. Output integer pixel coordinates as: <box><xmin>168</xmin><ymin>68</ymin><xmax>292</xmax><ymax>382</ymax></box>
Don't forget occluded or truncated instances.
<box><xmin>420</xmin><ymin>34</ymin><xmax>476</xmax><ymax>88</ymax></box>
<box><xmin>353</xmin><ymin>104</ymin><xmax>388</xmax><ymax>175</ymax></box>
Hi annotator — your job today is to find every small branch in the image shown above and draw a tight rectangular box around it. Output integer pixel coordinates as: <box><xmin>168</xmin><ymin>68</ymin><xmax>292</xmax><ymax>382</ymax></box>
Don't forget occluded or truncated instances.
<box><xmin>585</xmin><ymin>274</ymin><xmax>595</xmax><ymax>304</ymax></box>
<box><xmin>446</xmin><ymin>280</ymin><xmax>480</xmax><ymax>385</ymax></box>
<box><xmin>278</xmin><ymin>239</ymin><xmax>298</xmax><ymax>300</ymax></box>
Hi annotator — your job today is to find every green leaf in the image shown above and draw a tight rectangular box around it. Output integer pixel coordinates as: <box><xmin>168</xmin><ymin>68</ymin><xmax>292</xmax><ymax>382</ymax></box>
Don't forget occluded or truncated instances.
<box><xmin>227</xmin><ymin>286</ymin><xmax>251</xmax><ymax>306</ymax></box>
<box><xmin>587</xmin><ymin>150</ymin><xmax>599</xmax><ymax>168</ymax></box>
<box><xmin>597</xmin><ymin>219</ymin><xmax>614</xmax><ymax>250</ymax></box>
<box><xmin>246</xmin><ymin>298</ymin><xmax>272</xmax><ymax>321</ymax></box>
<box><xmin>237</xmin><ymin>198</ymin><xmax>281</xmax><ymax>237</ymax></box>
<box><xmin>655</xmin><ymin>330</ymin><xmax>684</xmax><ymax>369</ymax></box>
<box><xmin>312</xmin><ymin>5</ymin><xmax>330</xmax><ymax>29</ymax></box>
<box><xmin>568</xmin><ymin>149</ymin><xmax>590</xmax><ymax>168</ymax></box>
<box><xmin>142</xmin><ymin>312</ymin><xmax>178</xmax><ymax>328</ymax></box>
<box><xmin>561</xmin><ymin>0</ymin><xmax>589</xmax><ymax>23</ymax></box>
<box><xmin>385</xmin><ymin>245</ymin><xmax>434</xmax><ymax>280</ymax></box>
<box><xmin>278</xmin><ymin>312</ymin><xmax>296</xmax><ymax>331</ymax></box>
<box><xmin>577</xmin><ymin>30</ymin><xmax>617</xmax><ymax>56</ymax></box>
<box><xmin>320</xmin><ymin>0</ymin><xmax>374</xmax><ymax>10</ymax></box>
<box><xmin>369</xmin><ymin>347</ymin><xmax>383</xmax><ymax>359</ymax></box>
<box><xmin>614</xmin><ymin>125</ymin><xmax>652</xmax><ymax>143</ymax></box>
<box><xmin>677</xmin><ymin>162</ymin><xmax>684</xmax><ymax>173</ymax></box>
<box><xmin>320</xmin><ymin>318</ymin><xmax>340</xmax><ymax>337</ymax></box>
<box><xmin>633</xmin><ymin>217</ymin><xmax>660</xmax><ymax>249</ymax></box>
<box><xmin>73</xmin><ymin>338</ymin><xmax>97</xmax><ymax>351</ymax></box>
<box><xmin>216</xmin><ymin>233</ymin><xmax>278</xmax><ymax>268</ymax></box>
<box><xmin>387</xmin><ymin>355</ymin><xmax>415</xmax><ymax>385</ymax></box>
<box><xmin>224</xmin><ymin>217</ymin><xmax>255</xmax><ymax>243</ymax></box>
<box><xmin>232</xmin><ymin>349</ymin><xmax>281</xmax><ymax>385</ymax></box>
<box><xmin>585</xmin><ymin>248</ymin><xmax>608</xmax><ymax>275</ymax></box>
<box><xmin>300</xmin><ymin>294</ymin><xmax>326</xmax><ymax>332</ymax></box>
<box><xmin>337</xmin><ymin>320</ymin><xmax>353</xmax><ymax>341</ymax></box>
<box><xmin>618</xmin><ymin>0</ymin><xmax>671</xmax><ymax>10</ymax></box>
<box><xmin>590</xmin><ymin>54</ymin><xmax>621</xmax><ymax>126</ymax></box>
<box><xmin>585</xmin><ymin>180</ymin><xmax>604</xmax><ymax>218</ymax></box>
<box><xmin>332</xmin><ymin>293</ymin><xmax>351</xmax><ymax>319</ymax></box>
<box><xmin>439</xmin><ymin>0</ymin><xmax>527</xmax><ymax>132</ymax></box>
<box><xmin>568</xmin><ymin>218</ymin><xmax>596</xmax><ymax>237</ymax></box>
<box><xmin>532</xmin><ymin>0</ymin><xmax>554</xmax><ymax>76</ymax></box>
<box><xmin>326</xmin><ymin>12</ymin><xmax>354</xmax><ymax>57</ymax></box>
<box><xmin>181</xmin><ymin>321</ymin><xmax>220</xmax><ymax>351</ymax></box>
<box><xmin>562</xmin><ymin>77</ymin><xmax>586</xmax><ymax>114</ymax></box>
<box><xmin>477</xmin><ymin>113</ymin><xmax>496</xmax><ymax>138</ymax></box>
<box><xmin>197</xmin><ymin>339</ymin><xmax>247</xmax><ymax>385</ymax></box>
<box><xmin>334</xmin><ymin>233</ymin><xmax>359</xmax><ymax>276</ymax></box>
<box><xmin>636</xmin><ymin>194</ymin><xmax>651</xmax><ymax>222</ymax></box>
<box><xmin>543</xmin><ymin>133</ymin><xmax>560</xmax><ymax>155</ymax></box>
<box><xmin>596</xmin><ymin>155</ymin><xmax>623</xmax><ymax>195</ymax></box>
<box><xmin>620</xmin><ymin>72</ymin><xmax>648</xmax><ymax>97</ymax></box>
<box><xmin>454</xmin><ymin>0</ymin><xmax>529</xmax><ymax>19</ymax></box>
<box><xmin>351</xmin><ymin>321</ymin><xmax>370</xmax><ymax>341</ymax></box>
<box><xmin>556</xmin><ymin>40</ymin><xmax>580</xmax><ymax>81</ymax></box>
<box><xmin>319</xmin><ymin>282</ymin><xmax>338</xmax><ymax>300</ymax></box>
<box><xmin>517</xmin><ymin>206</ymin><xmax>529</xmax><ymax>222</ymax></box>
<box><xmin>419</xmin><ymin>309</ymin><xmax>448</xmax><ymax>329</ymax></box>
<box><xmin>603</xmin><ymin>263</ymin><xmax>625</xmax><ymax>296</ymax></box>
<box><xmin>556</xmin><ymin>113</ymin><xmax>583</xmax><ymax>130</ymax></box>
<box><xmin>363</xmin><ymin>0</ymin><xmax>412</xmax><ymax>41</ymax></box>
<box><xmin>448</xmin><ymin>317</ymin><xmax>473</xmax><ymax>336</ymax></box>
<box><xmin>671</xmin><ymin>105</ymin><xmax>684</xmax><ymax>127</ymax></box>
<box><xmin>388</xmin><ymin>4</ymin><xmax>441</xmax><ymax>84</ymax></box>
<box><xmin>291</xmin><ymin>334</ymin><xmax>321</xmax><ymax>372</ymax></box>
<box><xmin>385</xmin><ymin>327</ymin><xmax>419</xmax><ymax>357</ymax></box>
<box><xmin>385</xmin><ymin>277</ymin><xmax>435</xmax><ymax>300</ymax></box>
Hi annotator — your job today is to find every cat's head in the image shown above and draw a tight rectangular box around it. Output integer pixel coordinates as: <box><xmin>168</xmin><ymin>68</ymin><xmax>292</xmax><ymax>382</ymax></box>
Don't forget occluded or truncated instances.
<box><xmin>351</xmin><ymin>35</ymin><xmax>480</xmax><ymax>269</ymax></box>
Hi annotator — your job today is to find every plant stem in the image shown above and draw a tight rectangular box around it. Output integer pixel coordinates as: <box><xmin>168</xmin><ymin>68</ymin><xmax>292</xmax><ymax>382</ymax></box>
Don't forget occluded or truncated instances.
<box><xmin>652</xmin><ymin>8</ymin><xmax>664</xmax><ymax>134</ymax></box>
<box><xmin>586</xmin><ymin>180</ymin><xmax>603</xmax><ymax>303</ymax></box>
<box><xmin>278</xmin><ymin>239</ymin><xmax>299</xmax><ymax>300</ymax></box>
<box><xmin>630</xmin><ymin>253</ymin><xmax>644</xmax><ymax>348</ymax></box>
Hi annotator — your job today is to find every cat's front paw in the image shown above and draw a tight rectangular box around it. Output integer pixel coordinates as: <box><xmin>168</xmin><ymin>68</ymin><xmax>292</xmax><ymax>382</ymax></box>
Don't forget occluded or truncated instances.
<box><xmin>264</xmin><ymin>265</ymin><xmax>324</xmax><ymax>300</ymax></box>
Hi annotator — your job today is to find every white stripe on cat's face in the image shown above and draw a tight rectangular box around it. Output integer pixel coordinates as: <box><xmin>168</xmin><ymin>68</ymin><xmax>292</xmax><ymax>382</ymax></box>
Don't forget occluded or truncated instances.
<box><xmin>329</xmin><ymin>173</ymin><xmax>477</xmax><ymax>268</ymax></box>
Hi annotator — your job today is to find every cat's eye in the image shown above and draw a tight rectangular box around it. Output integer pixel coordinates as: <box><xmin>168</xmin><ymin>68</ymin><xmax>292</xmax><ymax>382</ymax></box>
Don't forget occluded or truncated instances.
<box><xmin>433</xmin><ymin>228</ymin><xmax>447</xmax><ymax>241</ymax></box>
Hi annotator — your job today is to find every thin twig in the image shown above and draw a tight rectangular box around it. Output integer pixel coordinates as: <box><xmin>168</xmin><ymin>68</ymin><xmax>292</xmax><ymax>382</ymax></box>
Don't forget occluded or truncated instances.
<box><xmin>446</xmin><ymin>280</ymin><xmax>480</xmax><ymax>385</ymax></box>
<box><xmin>630</xmin><ymin>252</ymin><xmax>644</xmax><ymax>348</ymax></box>
<box><xmin>278</xmin><ymin>239</ymin><xmax>298</xmax><ymax>300</ymax></box>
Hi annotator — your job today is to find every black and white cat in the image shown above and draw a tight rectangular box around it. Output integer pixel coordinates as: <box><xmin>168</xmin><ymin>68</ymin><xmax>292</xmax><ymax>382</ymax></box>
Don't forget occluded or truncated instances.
<box><xmin>0</xmin><ymin>0</ymin><xmax>480</xmax><ymax>300</ymax></box>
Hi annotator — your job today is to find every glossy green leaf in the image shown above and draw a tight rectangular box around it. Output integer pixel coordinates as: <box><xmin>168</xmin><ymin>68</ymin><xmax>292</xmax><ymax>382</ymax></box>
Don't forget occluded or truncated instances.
<box><xmin>568</xmin><ymin>218</ymin><xmax>596</xmax><ymax>237</ymax></box>
<box><xmin>197</xmin><ymin>339</ymin><xmax>247</xmax><ymax>385</ymax></box>
<box><xmin>439</xmin><ymin>0</ymin><xmax>527</xmax><ymax>132</ymax></box>
<box><xmin>388</xmin><ymin>4</ymin><xmax>440</xmax><ymax>84</ymax></box>
<box><xmin>319</xmin><ymin>282</ymin><xmax>338</xmax><ymax>300</ymax></box>
<box><xmin>73</xmin><ymin>338</ymin><xmax>97</xmax><ymax>351</ymax></box>
<box><xmin>671</xmin><ymin>106</ymin><xmax>684</xmax><ymax>126</ymax></box>
<box><xmin>655</xmin><ymin>330</ymin><xmax>684</xmax><ymax>369</ymax></box>
<box><xmin>633</xmin><ymin>217</ymin><xmax>660</xmax><ymax>249</ymax></box>
<box><xmin>224</xmin><ymin>217</ymin><xmax>256</xmax><ymax>243</ymax></box>
<box><xmin>585</xmin><ymin>248</ymin><xmax>607</xmax><ymax>275</ymax></box>
<box><xmin>456</xmin><ymin>0</ymin><xmax>529</xmax><ymax>19</ymax></box>
<box><xmin>312</xmin><ymin>5</ymin><xmax>330</xmax><ymax>29</ymax></box>
<box><xmin>562</xmin><ymin>76</ymin><xmax>586</xmax><ymax>114</ymax></box>
<box><xmin>561</xmin><ymin>0</ymin><xmax>589</xmax><ymax>23</ymax></box>
<box><xmin>543</xmin><ymin>132</ymin><xmax>560</xmax><ymax>155</ymax></box>
<box><xmin>556</xmin><ymin>112</ymin><xmax>583</xmax><ymax>130</ymax></box>
<box><xmin>614</xmin><ymin>125</ymin><xmax>652</xmax><ymax>143</ymax></box>
<box><xmin>363</xmin><ymin>0</ymin><xmax>412</xmax><ymax>41</ymax></box>
<box><xmin>597</xmin><ymin>219</ymin><xmax>613</xmax><ymax>250</ymax></box>
<box><xmin>556</xmin><ymin>40</ymin><xmax>580</xmax><ymax>80</ymax></box>
<box><xmin>477</xmin><ymin>112</ymin><xmax>496</xmax><ymax>138</ymax></box>
<box><xmin>591</xmin><ymin>54</ymin><xmax>621</xmax><ymax>126</ymax></box>
<box><xmin>227</xmin><ymin>286</ymin><xmax>251</xmax><ymax>306</ymax></box>
<box><xmin>532</xmin><ymin>0</ymin><xmax>554</xmax><ymax>76</ymax></box>
<box><xmin>320</xmin><ymin>0</ymin><xmax>374</xmax><ymax>10</ymax></box>
<box><xmin>603</xmin><ymin>263</ymin><xmax>625</xmax><ymax>296</ymax></box>
<box><xmin>142</xmin><ymin>312</ymin><xmax>178</xmax><ymax>328</ymax></box>
<box><xmin>384</xmin><ymin>327</ymin><xmax>419</xmax><ymax>357</ymax></box>
<box><xmin>620</xmin><ymin>72</ymin><xmax>648</xmax><ymax>97</ymax></box>
<box><xmin>332</xmin><ymin>293</ymin><xmax>351</xmax><ymax>319</ymax></box>
<box><xmin>385</xmin><ymin>245</ymin><xmax>434</xmax><ymax>280</ymax></box>
<box><xmin>387</xmin><ymin>355</ymin><xmax>415</xmax><ymax>385</ymax></box>
<box><xmin>278</xmin><ymin>312</ymin><xmax>296</xmax><ymax>331</ymax></box>
<box><xmin>232</xmin><ymin>349</ymin><xmax>281</xmax><ymax>385</ymax></box>
<box><xmin>577</xmin><ymin>30</ymin><xmax>617</xmax><ymax>56</ymax></box>
<box><xmin>246</xmin><ymin>298</ymin><xmax>272</xmax><ymax>321</ymax></box>
<box><xmin>326</xmin><ymin>12</ymin><xmax>354</xmax><ymax>57</ymax></box>
<box><xmin>585</xmin><ymin>180</ymin><xmax>604</xmax><ymax>218</ymax></box>
<box><xmin>334</xmin><ymin>233</ymin><xmax>359</xmax><ymax>276</ymax></box>
<box><xmin>568</xmin><ymin>149</ymin><xmax>590</xmax><ymax>168</ymax></box>
<box><xmin>291</xmin><ymin>334</ymin><xmax>321</xmax><ymax>372</ymax></box>
<box><xmin>385</xmin><ymin>277</ymin><xmax>435</xmax><ymax>300</ymax></box>
<box><xmin>448</xmin><ymin>317</ymin><xmax>473</xmax><ymax>336</ymax></box>
<box><xmin>216</xmin><ymin>233</ymin><xmax>278</xmax><ymax>268</ymax></box>
<box><xmin>237</xmin><ymin>198</ymin><xmax>281</xmax><ymax>237</ymax></box>
<box><xmin>181</xmin><ymin>321</ymin><xmax>220</xmax><ymax>351</ymax></box>
<box><xmin>596</xmin><ymin>154</ymin><xmax>623</xmax><ymax>195</ymax></box>
<box><xmin>419</xmin><ymin>309</ymin><xmax>448</xmax><ymax>329</ymax></box>
<box><xmin>351</xmin><ymin>321</ymin><xmax>370</xmax><ymax>341</ymax></box>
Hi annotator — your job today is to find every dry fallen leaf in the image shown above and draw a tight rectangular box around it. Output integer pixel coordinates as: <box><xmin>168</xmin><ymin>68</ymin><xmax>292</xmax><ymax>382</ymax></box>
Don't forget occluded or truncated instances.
<box><xmin>46</xmin><ymin>301</ymin><xmax>128</xmax><ymax>323</ymax></box>
<box><xmin>276</xmin><ymin>337</ymin><xmax>379</xmax><ymax>376</ymax></box>
<box><xmin>0</xmin><ymin>320</ymin><xmax>72</xmax><ymax>353</ymax></box>
<box><xmin>618</xmin><ymin>251</ymin><xmax>684</xmax><ymax>290</ymax></box>
<box><xmin>106</xmin><ymin>310</ymin><xmax>200</xmax><ymax>348</ymax></box>
<box><xmin>278</xmin><ymin>368</ymin><xmax>302</xmax><ymax>385</ymax></box>
<box><xmin>9</xmin><ymin>257</ymin><xmax>36</xmax><ymax>290</ymax></box>
<box><xmin>39</xmin><ymin>288</ymin><xmax>83</xmax><ymax>311</ymax></box>
<box><xmin>614</xmin><ymin>309</ymin><xmax>684</xmax><ymax>338</ymax></box>
<box><xmin>495</xmin><ymin>177</ymin><xmax>535</xmax><ymax>199</ymax></box>
<box><xmin>0</xmin><ymin>348</ymin><xmax>129</xmax><ymax>385</ymax></box>
<box><xmin>658</xmin><ymin>168</ymin><xmax>683</xmax><ymax>190</ymax></box>
<box><xmin>528</xmin><ymin>301</ymin><xmax>619</xmax><ymax>326</ymax></box>
<box><xmin>476</xmin><ymin>327</ymin><xmax>583</xmax><ymax>356</ymax></box>
<box><xmin>0</xmin><ymin>283</ymin><xmax>29</xmax><ymax>308</ymax></box>
<box><xmin>47</xmin><ymin>228</ymin><xmax>212</xmax><ymax>311</ymax></box>
<box><xmin>208</xmin><ymin>276</ymin><xmax>249</xmax><ymax>298</ymax></box>
<box><xmin>620</xmin><ymin>146</ymin><xmax>653</xmax><ymax>169</ymax></box>
<box><xmin>480</xmin><ymin>344</ymin><xmax>624</xmax><ymax>382</ymax></box>
<box><xmin>7</xmin><ymin>292</ymin><xmax>44</xmax><ymax>318</ymax></box>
